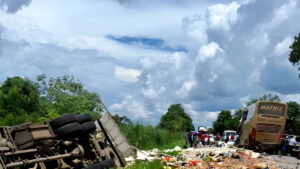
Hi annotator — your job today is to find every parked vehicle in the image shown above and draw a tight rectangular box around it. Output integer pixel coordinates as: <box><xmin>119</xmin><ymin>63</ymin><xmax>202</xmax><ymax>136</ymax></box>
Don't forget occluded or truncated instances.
<box><xmin>0</xmin><ymin>100</ymin><xmax>135</xmax><ymax>169</ymax></box>
<box><xmin>198</xmin><ymin>126</ymin><xmax>207</xmax><ymax>132</ymax></box>
<box><xmin>204</xmin><ymin>134</ymin><xmax>215</xmax><ymax>145</ymax></box>
<box><xmin>222</xmin><ymin>130</ymin><xmax>236</xmax><ymax>141</ymax></box>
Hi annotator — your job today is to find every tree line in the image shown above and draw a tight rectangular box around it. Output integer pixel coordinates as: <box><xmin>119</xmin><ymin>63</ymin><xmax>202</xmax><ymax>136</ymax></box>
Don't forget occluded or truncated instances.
<box><xmin>2</xmin><ymin>75</ymin><xmax>300</xmax><ymax>136</ymax></box>
<box><xmin>0</xmin><ymin>75</ymin><xmax>102</xmax><ymax>126</ymax></box>
<box><xmin>0</xmin><ymin>75</ymin><xmax>194</xmax><ymax>133</ymax></box>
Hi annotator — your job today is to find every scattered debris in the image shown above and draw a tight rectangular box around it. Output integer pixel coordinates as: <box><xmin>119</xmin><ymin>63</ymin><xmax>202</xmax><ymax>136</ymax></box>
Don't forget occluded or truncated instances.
<box><xmin>125</xmin><ymin>146</ymin><xmax>282</xmax><ymax>168</ymax></box>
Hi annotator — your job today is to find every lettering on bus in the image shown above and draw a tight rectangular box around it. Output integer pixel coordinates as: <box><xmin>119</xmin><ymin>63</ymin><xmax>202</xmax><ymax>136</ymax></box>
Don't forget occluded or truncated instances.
<box><xmin>257</xmin><ymin>102</ymin><xmax>285</xmax><ymax>116</ymax></box>
<box><xmin>260</xmin><ymin>105</ymin><xmax>283</xmax><ymax>112</ymax></box>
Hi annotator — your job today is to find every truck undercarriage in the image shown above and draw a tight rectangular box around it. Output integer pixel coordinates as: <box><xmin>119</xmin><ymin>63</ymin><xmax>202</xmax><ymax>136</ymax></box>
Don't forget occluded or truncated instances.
<box><xmin>0</xmin><ymin>110</ymin><xmax>134</xmax><ymax>169</ymax></box>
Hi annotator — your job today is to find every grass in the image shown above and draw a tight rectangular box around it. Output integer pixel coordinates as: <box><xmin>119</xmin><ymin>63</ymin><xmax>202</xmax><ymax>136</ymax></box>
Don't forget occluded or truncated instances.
<box><xmin>164</xmin><ymin>150</ymin><xmax>180</xmax><ymax>156</ymax></box>
<box><xmin>125</xmin><ymin>160</ymin><xmax>164</xmax><ymax>169</ymax></box>
<box><xmin>120</xmin><ymin>123</ymin><xmax>185</xmax><ymax>150</ymax></box>
<box><xmin>120</xmin><ymin>124</ymin><xmax>185</xmax><ymax>169</ymax></box>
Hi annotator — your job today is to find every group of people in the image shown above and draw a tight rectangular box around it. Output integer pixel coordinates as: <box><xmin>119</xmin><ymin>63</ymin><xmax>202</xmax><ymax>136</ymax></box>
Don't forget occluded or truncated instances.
<box><xmin>184</xmin><ymin>131</ymin><xmax>233</xmax><ymax>148</ymax></box>
<box><xmin>184</xmin><ymin>131</ymin><xmax>240</xmax><ymax>149</ymax></box>
<box><xmin>184</xmin><ymin>131</ymin><xmax>207</xmax><ymax>148</ymax></box>
<box><xmin>281</xmin><ymin>135</ymin><xmax>299</xmax><ymax>156</ymax></box>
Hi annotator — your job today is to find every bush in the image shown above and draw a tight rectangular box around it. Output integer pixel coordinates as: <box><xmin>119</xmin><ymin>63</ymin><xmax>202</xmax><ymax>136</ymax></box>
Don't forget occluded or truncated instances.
<box><xmin>120</xmin><ymin>124</ymin><xmax>185</xmax><ymax>150</ymax></box>
<box><xmin>125</xmin><ymin>160</ymin><xmax>164</xmax><ymax>169</ymax></box>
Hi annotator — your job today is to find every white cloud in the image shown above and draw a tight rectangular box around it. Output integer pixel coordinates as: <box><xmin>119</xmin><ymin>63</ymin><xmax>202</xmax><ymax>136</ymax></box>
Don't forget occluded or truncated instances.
<box><xmin>207</xmin><ymin>2</ymin><xmax>240</xmax><ymax>31</ymax></box>
<box><xmin>239</xmin><ymin>95</ymin><xmax>249</xmax><ymax>106</ymax></box>
<box><xmin>142</xmin><ymin>86</ymin><xmax>166</xmax><ymax>99</ymax></box>
<box><xmin>110</xmin><ymin>95</ymin><xmax>151</xmax><ymax>119</ymax></box>
<box><xmin>206</xmin><ymin>111</ymin><xmax>218</xmax><ymax>120</ymax></box>
<box><xmin>245</xmin><ymin>32</ymin><xmax>270</xmax><ymax>52</ymax></box>
<box><xmin>176</xmin><ymin>81</ymin><xmax>196</xmax><ymax>98</ymax></box>
<box><xmin>268</xmin><ymin>0</ymin><xmax>297</xmax><ymax>27</ymax></box>
<box><xmin>197</xmin><ymin>42</ymin><xmax>224</xmax><ymax>62</ymax></box>
<box><xmin>114</xmin><ymin>66</ymin><xmax>141</xmax><ymax>83</ymax></box>
<box><xmin>282</xmin><ymin>94</ymin><xmax>300</xmax><ymax>103</ymax></box>
<box><xmin>274</xmin><ymin>37</ymin><xmax>292</xmax><ymax>56</ymax></box>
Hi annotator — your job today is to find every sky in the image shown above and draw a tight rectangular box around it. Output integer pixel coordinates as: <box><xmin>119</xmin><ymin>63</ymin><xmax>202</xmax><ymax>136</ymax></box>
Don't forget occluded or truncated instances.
<box><xmin>1</xmin><ymin>0</ymin><xmax>300</xmax><ymax>128</ymax></box>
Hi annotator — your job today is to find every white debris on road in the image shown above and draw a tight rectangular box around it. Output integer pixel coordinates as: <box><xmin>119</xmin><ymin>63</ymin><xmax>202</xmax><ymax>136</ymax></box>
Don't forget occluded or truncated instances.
<box><xmin>124</xmin><ymin>145</ymin><xmax>299</xmax><ymax>168</ymax></box>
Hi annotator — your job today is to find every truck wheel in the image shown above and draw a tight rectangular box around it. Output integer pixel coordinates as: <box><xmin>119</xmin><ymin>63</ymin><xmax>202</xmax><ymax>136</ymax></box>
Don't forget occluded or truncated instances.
<box><xmin>83</xmin><ymin>159</ymin><xmax>115</xmax><ymax>169</ymax></box>
<box><xmin>104</xmin><ymin>147</ymin><xmax>121</xmax><ymax>167</ymax></box>
<box><xmin>80</xmin><ymin>121</ymin><xmax>96</xmax><ymax>135</ymax></box>
<box><xmin>55</xmin><ymin>122</ymin><xmax>81</xmax><ymax>137</ymax></box>
<box><xmin>50</xmin><ymin>113</ymin><xmax>76</xmax><ymax>130</ymax></box>
<box><xmin>77</xmin><ymin>113</ymin><xmax>93</xmax><ymax>124</ymax></box>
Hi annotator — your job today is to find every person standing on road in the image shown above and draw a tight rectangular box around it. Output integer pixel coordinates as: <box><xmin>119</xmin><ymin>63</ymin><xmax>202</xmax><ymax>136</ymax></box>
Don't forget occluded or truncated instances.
<box><xmin>288</xmin><ymin>136</ymin><xmax>297</xmax><ymax>154</ymax></box>
<box><xmin>225</xmin><ymin>134</ymin><xmax>229</xmax><ymax>143</ymax></box>
<box><xmin>189</xmin><ymin>132</ymin><xmax>193</xmax><ymax>148</ymax></box>
<box><xmin>298</xmin><ymin>144</ymin><xmax>300</xmax><ymax>159</ymax></box>
<box><xmin>216</xmin><ymin>133</ymin><xmax>220</xmax><ymax>141</ymax></box>
<box><xmin>184</xmin><ymin>132</ymin><xmax>189</xmax><ymax>149</ymax></box>
<box><xmin>230</xmin><ymin>134</ymin><xmax>235</xmax><ymax>141</ymax></box>
<box><xmin>201</xmin><ymin>133</ymin><xmax>206</xmax><ymax>146</ymax></box>
<box><xmin>193</xmin><ymin>132</ymin><xmax>199</xmax><ymax>148</ymax></box>
<box><xmin>282</xmin><ymin>136</ymin><xmax>289</xmax><ymax>155</ymax></box>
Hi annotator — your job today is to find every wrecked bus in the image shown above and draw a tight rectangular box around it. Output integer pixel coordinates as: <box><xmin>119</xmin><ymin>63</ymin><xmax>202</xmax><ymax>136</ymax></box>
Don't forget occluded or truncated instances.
<box><xmin>237</xmin><ymin>101</ymin><xmax>287</xmax><ymax>150</ymax></box>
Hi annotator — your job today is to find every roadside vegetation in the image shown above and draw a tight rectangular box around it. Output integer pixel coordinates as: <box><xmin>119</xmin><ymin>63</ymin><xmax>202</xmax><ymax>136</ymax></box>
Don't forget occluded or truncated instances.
<box><xmin>119</xmin><ymin>123</ymin><xmax>185</xmax><ymax>150</ymax></box>
<box><xmin>125</xmin><ymin>160</ymin><xmax>164</xmax><ymax>169</ymax></box>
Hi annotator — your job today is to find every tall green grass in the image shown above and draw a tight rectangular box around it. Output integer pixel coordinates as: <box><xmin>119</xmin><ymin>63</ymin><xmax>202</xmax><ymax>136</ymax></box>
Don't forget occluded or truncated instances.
<box><xmin>125</xmin><ymin>160</ymin><xmax>164</xmax><ymax>169</ymax></box>
<box><xmin>120</xmin><ymin>124</ymin><xmax>185</xmax><ymax>150</ymax></box>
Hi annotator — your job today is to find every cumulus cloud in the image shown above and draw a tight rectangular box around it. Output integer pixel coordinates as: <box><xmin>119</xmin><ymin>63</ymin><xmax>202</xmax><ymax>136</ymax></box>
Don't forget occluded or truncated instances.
<box><xmin>110</xmin><ymin>95</ymin><xmax>152</xmax><ymax>120</ymax></box>
<box><xmin>206</xmin><ymin>2</ymin><xmax>240</xmax><ymax>31</ymax></box>
<box><xmin>197</xmin><ymin>42</ymin><xmax>224</xmax><ymax>62</ymax></box>
<box><xmin>114</xmin><ymin>66</ymin><xmax>141</xmax><ymax>83</ymax></box>
<box><xmin>274</xmin><ymin>37</ymin><xmax>292</xmax><ymax>56</ymax></box>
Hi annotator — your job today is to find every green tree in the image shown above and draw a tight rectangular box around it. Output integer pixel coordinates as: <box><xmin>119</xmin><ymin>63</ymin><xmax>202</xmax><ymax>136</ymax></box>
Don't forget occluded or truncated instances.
<box><xmin>112</xmin><ymin>114</ymin><xmax>132</xmax><ymax>126</ymax></box>
<box><xmin>213</xmin><ymin>110</ymin><xmax>234</xmax><ymax>135</ymax></box>
<box><xmin>0</xmin><ymin>76</ymin><xmax>43</xmax><ymax>125</ymax></box>
<box><xmin>286</xmin><ymin>101</ymin><xmax>300</xmax><ymax>120</ymax></box>
<box><xmin>246</xmin><ymin>93</ymin><xmax>280</xmax><ymax>106</ymax></box>
<box><xmin>231</xmin><ymin>108</ymin><xmax>243</xmax><ymax>129</ymax></box>
<box><xmin>289</xmin><ymin>33</ymin><xmax>300</xmax><ymax>78</ymax></box>
<box><xmin>38</xmin><ymin>75</ymin><xmax>102</xmax><ymax>120</ymax></box>
<box><xmin>158</xmin><ymin>104</ymin><xmax>194</xmax><ymax>132</ymax></box>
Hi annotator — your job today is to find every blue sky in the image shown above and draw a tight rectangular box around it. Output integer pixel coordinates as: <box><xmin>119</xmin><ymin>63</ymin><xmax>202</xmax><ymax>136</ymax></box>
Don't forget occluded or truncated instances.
<box><xmin>1</xmin><ymin>0</ymin><xmax>300</xmax><ymax>127</ymax></box>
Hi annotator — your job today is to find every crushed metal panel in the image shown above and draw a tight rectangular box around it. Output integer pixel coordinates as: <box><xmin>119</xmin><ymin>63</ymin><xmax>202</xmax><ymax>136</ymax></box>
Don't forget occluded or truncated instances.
<box><xmin>100</xmin><ymin>111</ymin><xmax>136</xmax><ymax>158</ymax></box>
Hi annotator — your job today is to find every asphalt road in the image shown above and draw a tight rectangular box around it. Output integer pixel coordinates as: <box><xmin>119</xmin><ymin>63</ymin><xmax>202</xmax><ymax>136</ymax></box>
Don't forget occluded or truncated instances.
<box><xmin>264</xmin><ymin>154</ymin><xmax>300</xmax><ymax>169</ymax></box>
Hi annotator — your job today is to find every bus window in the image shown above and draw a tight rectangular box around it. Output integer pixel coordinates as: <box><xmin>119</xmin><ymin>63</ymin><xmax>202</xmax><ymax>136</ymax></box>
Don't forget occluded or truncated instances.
<box><xmin>246</xmin><ymin>104</ymin><xmax>255</xmax><ymax>121</ymax></box>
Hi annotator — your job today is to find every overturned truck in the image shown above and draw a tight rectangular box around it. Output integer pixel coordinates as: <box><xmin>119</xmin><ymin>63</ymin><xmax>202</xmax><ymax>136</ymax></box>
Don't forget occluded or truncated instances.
<box><xmin>0</xmin><ymin>103</ymin><xmax>135</xmax><ymax>169</ymax></box>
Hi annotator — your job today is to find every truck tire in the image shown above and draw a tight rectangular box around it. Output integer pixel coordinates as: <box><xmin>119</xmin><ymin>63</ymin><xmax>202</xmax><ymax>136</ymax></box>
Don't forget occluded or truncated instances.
<box><xmin>104</xmin><ymin>147</ymin><xmax>121</xmax><ymax>167</ymax></box>
<box><xmin>50</xmin><ymin>113</ymin><xmax>76</xmax><ymax>130</ymax></box>
<box><xmin>80</xmin><ymin>121</ymin><xmax>96</xmax><ymax>135</ymax></box>
<box><xmin>77</xmin><ymin>113</ymin><xmax>93</xmax><ymax>124</ymax></box>
<box><xmin>55</xmin><ymin>122</ymin><xmax>81</xmax><ymax>137</ymax></box>
<box><xmin>83</xmin><ymin>159</ymin><xmax>115</xmax><ymax>169</ymax></box>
